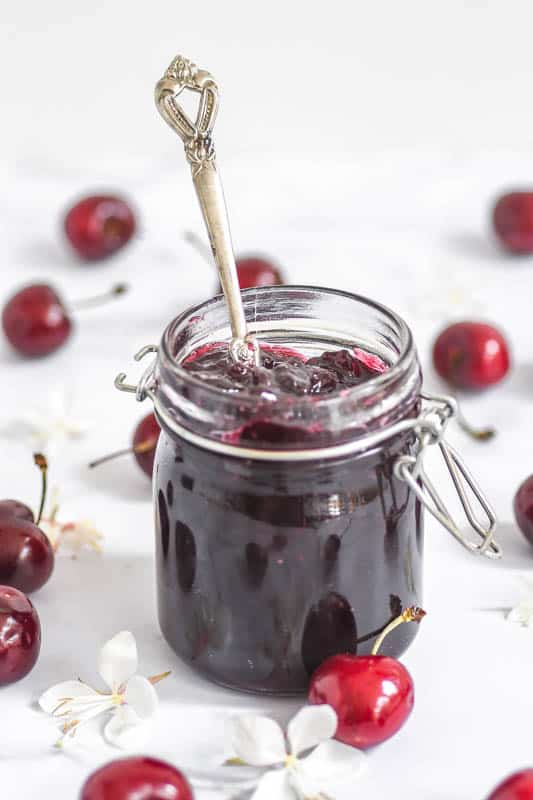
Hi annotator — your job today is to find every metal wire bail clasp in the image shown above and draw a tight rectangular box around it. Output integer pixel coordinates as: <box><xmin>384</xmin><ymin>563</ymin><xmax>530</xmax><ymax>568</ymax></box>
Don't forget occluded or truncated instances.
<box><xmin>114</xmin><ymin>345</ymin><xmax>158</xmax><ymax>403</ymax></box>
<box><xmin>394</xmin><ymin>393</ymin><xmax>501</xmax><ymax>559</ymax></box>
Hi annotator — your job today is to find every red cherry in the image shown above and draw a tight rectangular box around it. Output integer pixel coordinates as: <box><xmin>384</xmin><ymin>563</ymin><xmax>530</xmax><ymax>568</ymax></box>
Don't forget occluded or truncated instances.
<box><xmin>2</xmin><ymin>282</ymin><xmax>128</xmax><ymax>358</ymax></box>
<box><xmin>493</xmin><ymin>192</ymin><xmax>533</xmax><ymax>254</ymax></box>
<box><xmin>514</xmin><ymin>475</ymin><xmax>533</xmax><ymax>546</ymax></box>
<box><xmin>132</xmin><ymin>413</ymin><xmax>160</xmax><ymax>476</ymax></box>
<box><xmin>2</xmin><ymin>284</ymin><xmax>71</xmax><ymax>357</ymax></box>
<box><xmin>80</xmin><ymin>757</ymin><xmax>193</xmax><ymax>800</ymax></box>
<box><xmin>0</xmin><ymin>500</ymin><xmax>34</xmax><ymax>522</ymax></box>
<box><xmin>308</xmin><ymin>606</ymin><xmax>425</xmax><ymax>749</ymax></box>
<box><xmin>486</xmin><ymin>770</ymin><xmax>533</xmax><ymax>799</ymax></box>
<box><xmin>0</xmin><ymin>585</ymin><xmax>41</xmax><ymax>685</ymax></box>
<box><xmin>235</xmin><ymin>256</ymin><xmax>284</xmax><ymax>289</ymax></box>
<box><xmin>0</xmin><ymin>454</ymin><xmax>53</xmax><ymax>593</ymax></box>
<box><xmin>309</xmin><ymin>653</ymin><xmax>414</xmax><ymax>749</ymax></box>
<box><xmin>89</xmin><ymin>412</ymin><xmax>160</xmax><ymax>478</ymax></box>
<box><xmin>64</xmin><ymin>195</ymin><xmax>136</xmax><ymax>261</ymax></box>
<box><xmin>432</xmin><ymin>321</ymin><xmax>510</xmax><ymax>390</ymax></box>
<box><xmin>0</xmin><ymin>519</ymin><xmax>54</xmax><ymax>594</ymax></box>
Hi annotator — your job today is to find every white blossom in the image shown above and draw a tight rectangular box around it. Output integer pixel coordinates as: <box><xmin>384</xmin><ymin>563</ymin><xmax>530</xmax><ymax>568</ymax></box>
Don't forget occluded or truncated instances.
<box><xmin>39</xmin><ymin>631</ymin><xmax>169</xmax><ymax>749</ymax></box>
<box><xmin>228</xmin><ymin>705</ymin><xmax>365</xmax><ymax>800</ymax></box>
<box><xmin>1</xmin><ymin>388</ymin><xmax>90</xmax><ymax>450</ymax></box>
<box><xmin>507</xmin><ymin>577</ymin><xmax>533</xmax><ymax>627</ymax></box>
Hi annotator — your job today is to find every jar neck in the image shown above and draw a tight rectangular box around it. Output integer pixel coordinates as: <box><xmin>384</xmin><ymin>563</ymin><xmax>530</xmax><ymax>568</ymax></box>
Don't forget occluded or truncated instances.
<box><xmin>153</xmin><ymin>286</ymin><xmax>422</xmax><ymax>452</ymax></box>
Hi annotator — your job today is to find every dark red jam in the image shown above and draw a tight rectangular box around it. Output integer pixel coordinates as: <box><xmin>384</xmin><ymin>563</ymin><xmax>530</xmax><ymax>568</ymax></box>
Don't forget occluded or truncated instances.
<box><xmin>182</xmin><ymin>343</ymin><xmax>386</xmax><ymax>399</ymax></box>
<box><xmin>154</xmin><ymin>343</ymin><xmax>423</xmax><ymax>694</ymax></box>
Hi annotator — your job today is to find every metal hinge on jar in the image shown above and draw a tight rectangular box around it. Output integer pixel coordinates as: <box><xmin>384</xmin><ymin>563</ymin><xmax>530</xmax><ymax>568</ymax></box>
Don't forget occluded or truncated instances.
<box><xmin>394</xmin><ymin>393</ymin><xmax>500</xmax><ymax>559</ymax></box>
<box><xmin>115</xmin><ymin>350</ymin><xmax>500</xmax><ymax>560</ymax></box>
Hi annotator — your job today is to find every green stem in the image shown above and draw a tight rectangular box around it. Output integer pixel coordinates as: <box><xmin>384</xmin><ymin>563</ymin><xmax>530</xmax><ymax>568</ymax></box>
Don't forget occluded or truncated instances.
<box><xmin>33</xmin><ymin>453</ymin><xmax>48</xmax><ymax>525</ymax></box>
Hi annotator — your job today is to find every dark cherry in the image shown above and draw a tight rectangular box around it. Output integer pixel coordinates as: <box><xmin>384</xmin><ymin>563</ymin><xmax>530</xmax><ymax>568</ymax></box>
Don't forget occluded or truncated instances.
<box><xmin>486</xmin><ymin>770</ymin><xmax>533</xmax><ymax>800</ymax></box>
<box><xmin>235</xmin><ymin>256</ymin><xmax>284</xmax><ymax>289</ymax></box>
<box><xmin>0</xmin><ymin>454</ymin><xmax>53</xmax><ymax>593</ymax></box>
<box><xmin>308</xmin><ymin>607</ymin><xmax>424</xmax><ymax>749</ymax></box>
<box><xmin>89</xmin><ymin>412</ymin><xmax>160</xmax><ymax>478</ymax></box>
<box><xmin>65</xmin><ymin>195</ymin><xmax>136</xmax><ymax>261</ymax></box>
<box><xmin>0</xmin><ymin>585</ymin><xmax>41</xmax><ymax>685</ymax></box>
<box><xmin>0</xmin><ymin>500</ymin><xmax>33</xmax><ymax>522</ymax></box>
<box><xmin>80</xmin><ymin>757</ymin><xmax>193</xmax><ymax>800</ymax></box>
<box><xmin>0</xmin><ymin>518</ymin><xmax>54</xmax><ymax>593</ymax></box>
<box><xmin>493</xmin><ymin>192</ymin><xmax>533</xmax><ymax>254</ymax></box>
<box><xmin>2</xmin><ymin>282</ymin><xmax>127</xmax><ymax>358</ymax></box>
<box><xmin>2</xmin><ymin>284</ymin><xmax>72</xmax><ymax>357</ymax></box>
<box><xmin>133</xmin><ymin>413</ymin><xmax>160</xmax><ymax>476</ymax></box>
<box><xmin>514</xmin><ymin>475</ymin><xmax>533</xmax><ymax>546</ymax></box>
<box><xmin>433</xmin><ymin>321</ymin><xmax>510</xmax><ymax>390</ymax></box>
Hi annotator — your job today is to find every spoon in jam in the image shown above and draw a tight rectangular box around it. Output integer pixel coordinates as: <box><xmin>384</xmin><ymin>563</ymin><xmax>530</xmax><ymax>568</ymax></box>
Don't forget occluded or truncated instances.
<box><xmin>155</xmin><ymin>55</ymin><xmax>258</xmax><ymax>365</ymax></box>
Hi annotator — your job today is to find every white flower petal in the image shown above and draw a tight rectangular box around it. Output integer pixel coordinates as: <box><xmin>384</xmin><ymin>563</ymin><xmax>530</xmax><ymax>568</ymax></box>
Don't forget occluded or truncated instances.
<box><xmin>287</xmin><ymin>705</ymin><xmax>337</xmax><ymax>757</ymax></box>
<box><xmin>251</xmin><ymin>769</ymin><xmax>294</xmax><ymax>800</ymax></box>
<box><xmin>288</xmin><ymin>766</ymin><xmax>321</xmax><ymax>800</ymax></box>
<box><xmin>124</xmin><ymin>675</ymin><xmax>158</xmax><ymax>720</ymax></box>
<box><xmin>507</xmin><ymin>603</ymin><xmax>533</xmax><ymax>627</ymax></box>
<box><xmin>299</xmin><ymin>739</ymin><xmax>366</xmax><ymax>782</ymax></box>
<box><xmin>104</xmin><ymin>706</ymin><xmax>151</xmax><ymax>750</ymax></box>
<box><xmin>231</xmin><ymin>715</ymin><xmax>287</xmax><ymax>766</ymax></box>
<box><xmin>38</xmin><ymin>681</ymin><xmax>98</xmax><ymax>714</ymax></box>
<box><xmin>98</xmin><ymin>631</ymin><xmax>138</xmax><ymax>691</ymax></box>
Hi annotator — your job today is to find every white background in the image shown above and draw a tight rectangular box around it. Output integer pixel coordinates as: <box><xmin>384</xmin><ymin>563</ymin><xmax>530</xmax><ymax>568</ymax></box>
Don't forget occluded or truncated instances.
<box><xmin>2</xmin><ymin>2</ymin><xmax>533</xmax><ymax>799</ymax></box>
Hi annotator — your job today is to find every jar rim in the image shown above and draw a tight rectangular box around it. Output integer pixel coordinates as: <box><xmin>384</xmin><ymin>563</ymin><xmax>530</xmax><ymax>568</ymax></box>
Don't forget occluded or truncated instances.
<box><xmin>160</xmin><ymin>284</ymin><xmax>415</xmax><ymax>410</ymax></box>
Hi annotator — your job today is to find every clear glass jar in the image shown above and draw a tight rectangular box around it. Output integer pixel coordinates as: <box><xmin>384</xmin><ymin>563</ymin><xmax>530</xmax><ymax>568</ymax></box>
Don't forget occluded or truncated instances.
<box><xmin>117</xmin><ymin>286</ymin><xmax>499</xmax><ymax>695</ymax></box>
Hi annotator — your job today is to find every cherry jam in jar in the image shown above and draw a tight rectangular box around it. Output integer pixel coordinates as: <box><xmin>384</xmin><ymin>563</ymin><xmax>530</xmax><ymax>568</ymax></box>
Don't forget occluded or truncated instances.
<box><xmin>149</xmin><ymin>287</ymin><xmax>425</xmax><ymax>694</ymax></box>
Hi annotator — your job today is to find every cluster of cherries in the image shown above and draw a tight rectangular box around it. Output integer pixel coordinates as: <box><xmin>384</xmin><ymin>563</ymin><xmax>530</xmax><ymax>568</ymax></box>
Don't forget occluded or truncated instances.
<box><xmin>3</xmin><ymin>189</ymin><xmax>533</xmax><ymax>800</ymax></box>
<box><xmin>0</xmin><ymin>455</ymin><xmax>53</xmax><ymax>686</ymax></box>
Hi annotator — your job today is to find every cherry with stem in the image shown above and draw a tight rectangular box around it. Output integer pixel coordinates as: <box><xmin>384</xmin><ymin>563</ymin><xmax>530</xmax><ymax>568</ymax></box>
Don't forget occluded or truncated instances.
<box><xmin>89</xmin><ymin>413</ymin><xmax>160</xmax><ymax>478</ymax></box>
<box><xmin>0</xmin><ymin>453</ymin><xmax>54</xmax><ymax>593</ymax></box>
<box><xmin>308</xmin><ymin>605</ymin><xmax>426</xmax><ymax>749</ymax></box>
<box><xmin>2</xmin><ymin>282</ymin><xmax>129</xmax><ymax>357</ymax></box>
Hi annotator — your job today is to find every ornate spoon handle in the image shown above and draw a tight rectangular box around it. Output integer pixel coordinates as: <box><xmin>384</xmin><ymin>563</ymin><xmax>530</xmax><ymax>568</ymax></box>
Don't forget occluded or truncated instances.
<box><xmin>155</xmin><ymin>55</ymin><xmax>254</xmax><ymax>363</ymax></box>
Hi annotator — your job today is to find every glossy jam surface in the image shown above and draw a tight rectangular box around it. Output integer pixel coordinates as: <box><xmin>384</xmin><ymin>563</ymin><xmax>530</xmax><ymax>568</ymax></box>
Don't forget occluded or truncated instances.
<box><xmin>182</xmin><ymin>343</ymin><xmax>386</xmax><ymax>398</ymax></box>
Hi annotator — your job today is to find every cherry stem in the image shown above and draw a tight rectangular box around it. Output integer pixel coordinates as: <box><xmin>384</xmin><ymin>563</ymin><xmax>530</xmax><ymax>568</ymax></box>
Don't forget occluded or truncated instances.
<box><xmin>70</xmin><ymin>283</ymin><xmax>129</xmax><ymax>312</ymax></box>
<box><xmin>371</xmin><ymin>606</ymin><xmax>426</xmax><ymax>656</ymax></box>
<box><xmin>455</xmin><ymin>402</ymin><xmax>496</xmax><ymax>442</ymax></box>
<box><xmin>33</xmin><ymin>453</ymin><xmax>48</xmax><ymax>526</ymax></box>
<box><xmin>148</xmin><ymin>670</ymin><xmax>171</xmax><ymax>685</ymax></box>
<box><xmin>88</xmin><ymin>436</ymin><xmax>157</xmax><ymax>469</ymax></box>
<box><xmin>184</xmin><ymin>230</ymin><xmax>213</xmax><ymax>267</ymax></box>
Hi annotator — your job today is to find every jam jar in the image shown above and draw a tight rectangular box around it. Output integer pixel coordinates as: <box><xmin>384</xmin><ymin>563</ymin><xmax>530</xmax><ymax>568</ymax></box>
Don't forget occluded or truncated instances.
<box><xmin>116</xmin><ymin>286</ymin><xmax>500</xmax><ymax>695</ymax></box>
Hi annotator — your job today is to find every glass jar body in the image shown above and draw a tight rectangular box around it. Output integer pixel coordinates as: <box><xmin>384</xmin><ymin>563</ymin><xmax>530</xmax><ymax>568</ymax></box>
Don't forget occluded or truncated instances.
<box><xmin>152</xmin><ymin>287</ymin><xmax>424</xmax><ymax>694</ymax></box>
<box><xmin>154</xmin><ymin>425</ymin><xmax>423</xmax><ymax>695</ymax></box>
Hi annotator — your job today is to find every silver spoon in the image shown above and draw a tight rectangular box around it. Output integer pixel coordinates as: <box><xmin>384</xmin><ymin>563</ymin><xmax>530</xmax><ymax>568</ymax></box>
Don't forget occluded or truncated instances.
<box><xmin>155</xmin><ymin>54</ymin><xmax>257</xmax><ymax>364</ymax></box>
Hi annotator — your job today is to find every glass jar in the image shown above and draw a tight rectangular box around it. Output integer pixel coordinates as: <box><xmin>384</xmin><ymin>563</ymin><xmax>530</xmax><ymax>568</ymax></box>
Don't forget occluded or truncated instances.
<box><xmin>116</xmin><ymin>286</ymin><xmax>500</xmax><ymax>695</ymax></box>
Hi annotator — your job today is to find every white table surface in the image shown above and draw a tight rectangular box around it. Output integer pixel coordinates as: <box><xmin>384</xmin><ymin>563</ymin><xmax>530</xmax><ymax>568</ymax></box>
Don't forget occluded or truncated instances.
<box><xmin>2</xmin><ymin>151</ymin><xmax>533</xmax><ymax>799</ymax></box>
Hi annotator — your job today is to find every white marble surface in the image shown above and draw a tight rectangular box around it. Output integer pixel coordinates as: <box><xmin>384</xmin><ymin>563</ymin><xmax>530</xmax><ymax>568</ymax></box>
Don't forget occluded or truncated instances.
<box><xmin>2</xmin><ymin>152</ymin><xmax>533</xmax><ymax>799</ymax></box>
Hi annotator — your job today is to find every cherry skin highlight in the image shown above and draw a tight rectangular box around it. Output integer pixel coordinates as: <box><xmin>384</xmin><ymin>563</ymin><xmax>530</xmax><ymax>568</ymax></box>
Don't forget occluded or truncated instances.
<box><xmin>486</xmin><ymin>769</ymin><xmax>533</xmax><ymax>799</ymax></box>
<box><xmin>0</xmin><ymin>585</ymin><xmax>41</xmax><ymax>685</ymax></box>
<box><xmin>0</xmin><ymin>518</ymin><xmax>54</xmax><ymax>593</ymax></box>
<box><xmin>2</xmin><ymin>284</ymin><xmax>72</xmax><ymax>357</ymax></box>
<box><xmin>432</xmin><ymin>321</ymin><xmax>510</xmax><ymax>390</ymax></box>
<box><xmin>308</xmin><ymin>653</ymin><xmax>414</xmax><ymax>749</ymax></box>
<box><xmin>493</xmin><ymin>192</ymin><xmax>533</xmax><ymax>254</ymax></box>
<box><xmin>0</xmin><ymin>500</ymin><xmax>33</xmax><ymax>522</ymax></box>
<box><xmin>514</xmin><ymin>475</ymin><xmax>533</xmax><ymax>546</ymax></box>
<box><xmin>133</xmin><ymin>413</ymin><xmax>160</xmax><ymax>477</ymax></box>
<box><xmin>65</xmin><ymin>195</ymin><xmax>136</xmax><ymax>261</ymax></box>
<box><xmin>80</xmin><ymin>757</ymin><xmax>194</xmax><ymax>800</ymax></box>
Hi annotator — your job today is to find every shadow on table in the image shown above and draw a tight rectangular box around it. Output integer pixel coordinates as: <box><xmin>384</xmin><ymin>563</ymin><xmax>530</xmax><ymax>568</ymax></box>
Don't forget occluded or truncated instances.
<box><xmin>445</xmin><ymin>231</ymin><xmax>505</xmax><ymax>262</ymax></box>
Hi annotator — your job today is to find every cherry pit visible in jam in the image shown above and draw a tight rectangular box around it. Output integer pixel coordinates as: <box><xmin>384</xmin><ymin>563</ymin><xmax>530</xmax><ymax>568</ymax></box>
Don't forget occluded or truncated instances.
<box><xmin>154</xmin><ymin>340</ymin><xmax>422</xmax><ymax>694</ymax></box>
